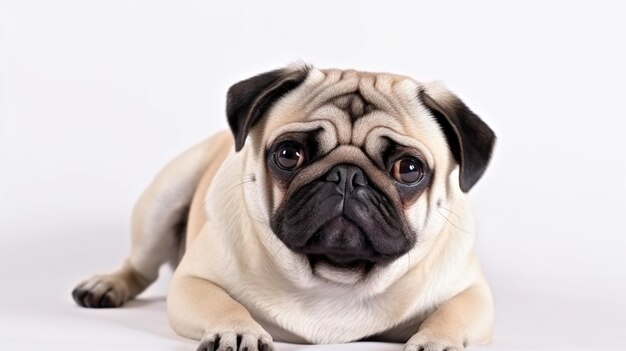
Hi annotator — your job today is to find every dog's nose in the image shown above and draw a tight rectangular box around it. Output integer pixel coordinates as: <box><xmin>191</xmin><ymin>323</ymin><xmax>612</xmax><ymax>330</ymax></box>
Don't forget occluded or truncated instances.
<box><xmin>325</xmin><ymin>164</ymin><xmax>368</xmax><ymax>193</ymax></box>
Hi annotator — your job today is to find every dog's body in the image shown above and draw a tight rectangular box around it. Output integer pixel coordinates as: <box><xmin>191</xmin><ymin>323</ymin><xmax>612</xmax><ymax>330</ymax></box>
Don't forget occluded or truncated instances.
<box><xmin>73</xmin><ymin>66</ymin><xmax>495</xmax><ymax>351</ymax></box>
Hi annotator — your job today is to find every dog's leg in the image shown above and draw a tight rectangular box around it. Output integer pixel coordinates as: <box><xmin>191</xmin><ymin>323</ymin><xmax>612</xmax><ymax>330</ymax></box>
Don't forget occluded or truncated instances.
<box><xmin>168</xmin><ymin>273</ymin><xmax>273</xmax><ymax>351</ymax></box>
<box><xmin>72</xmin><ymin>132</ymin><xmax>232</xmax><ymax>308</ymax></box>
<box><xmin>404</xmin><ymin>278</ymin><xmax>494</xmax><ymax>351</ymax></box>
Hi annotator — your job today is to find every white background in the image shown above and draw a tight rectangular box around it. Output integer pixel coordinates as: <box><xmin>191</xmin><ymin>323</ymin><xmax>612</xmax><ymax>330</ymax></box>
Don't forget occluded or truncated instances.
<box><xmin>1</xmin><ymin>1</ymin><xmax>625</xmax><ymax>350</ymax></box>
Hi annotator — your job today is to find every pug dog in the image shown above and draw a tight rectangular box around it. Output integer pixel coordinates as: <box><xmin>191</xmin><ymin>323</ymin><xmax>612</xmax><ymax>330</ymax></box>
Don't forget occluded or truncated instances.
<box><xmin>72</xmin><ymin>65</ymin><xmax>496</xmax><ymax>351</ymax></box>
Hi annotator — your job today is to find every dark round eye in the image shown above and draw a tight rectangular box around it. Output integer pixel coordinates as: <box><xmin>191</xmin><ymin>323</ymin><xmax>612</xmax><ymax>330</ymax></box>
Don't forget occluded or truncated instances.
<box><xmin>275</xmin><ymin>143</ymin><xmax>305</xmax><ymax>170</ymax></box>
<box><xmin>392</xmin><ymin>158</ymin><xmax>423</xmax><ymax>184</ymax></box>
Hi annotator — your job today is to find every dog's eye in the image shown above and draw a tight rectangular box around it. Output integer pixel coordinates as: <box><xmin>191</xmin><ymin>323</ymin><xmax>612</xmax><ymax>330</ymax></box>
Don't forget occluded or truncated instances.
<box><xmin>392</xmin><ymin>158</ymin><xmax>423</xmax><ymax>184</ymax></box>
<box><xmin>275</xmin><ymin>143</ymin><xmax>305</xmax><ymax>170</ymax></box>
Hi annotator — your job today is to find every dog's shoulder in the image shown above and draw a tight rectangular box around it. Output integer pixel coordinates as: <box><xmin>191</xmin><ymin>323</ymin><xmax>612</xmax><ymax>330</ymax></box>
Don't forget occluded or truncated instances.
<box><xmin>185</xmin><ymin>130</ymin><xmax>235</xmax><ymax>241</ymax></box>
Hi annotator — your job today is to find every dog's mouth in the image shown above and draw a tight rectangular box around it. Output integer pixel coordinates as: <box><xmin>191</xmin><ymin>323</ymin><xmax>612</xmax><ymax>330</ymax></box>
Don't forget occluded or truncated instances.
<box><xmin>306</xmin><ymin>253</ymin><xmax>376</xmax><ymax>284</ymax></box>
<box><xmin>301</xmin><ymin>216</ymin><xmax>380</xmax><ymax>270</ymax></box>
<box><xmin>294</xmin><ymin>216</ymin><xmax>391</xmax><ymax>283</ymax></box>
<box><xmin>307</xmin><ymin>253</ymin><xmax>375</xmax><ymax>271</ymax></box>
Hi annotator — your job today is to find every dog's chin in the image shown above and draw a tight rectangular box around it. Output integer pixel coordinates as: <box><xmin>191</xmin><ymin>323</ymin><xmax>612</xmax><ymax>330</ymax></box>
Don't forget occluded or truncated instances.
<box><xmin>307</xmin><ymin>254</ymin><xmax>375</xmax><ymax>285</ymax></box>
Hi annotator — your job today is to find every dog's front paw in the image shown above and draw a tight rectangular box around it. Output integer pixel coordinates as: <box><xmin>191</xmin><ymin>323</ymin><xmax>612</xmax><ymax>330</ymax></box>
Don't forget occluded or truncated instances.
<box><xmin>72</xmin><ymin>274</ymin><xmax>129</xmax><ymax>308</ymax></box>
<box><xmin>404</xmin><ymin>332</ymin><xmax>464</xmax><ymax>351</ymax></box>
<box><xmin>197</xmin><ymin>328</ymin><xmax>273</xmax><ymax>351</ymax></box>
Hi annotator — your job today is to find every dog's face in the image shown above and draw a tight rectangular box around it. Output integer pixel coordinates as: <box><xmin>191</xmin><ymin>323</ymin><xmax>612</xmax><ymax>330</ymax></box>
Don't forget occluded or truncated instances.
<box><xmin>226</xmin><ymin>66</ymin><xmax>495</xmax><ymax>285</ymax></box>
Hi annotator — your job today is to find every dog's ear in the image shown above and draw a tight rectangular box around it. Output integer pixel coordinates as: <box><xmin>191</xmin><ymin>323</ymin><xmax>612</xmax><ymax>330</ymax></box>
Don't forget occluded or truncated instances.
<box><xmin>420</xmin><ymin>84</ymin><xmax>496</xmax><ymax>192</ymax></box>
<box><xmin>226</xmin><ymin>67</ymin><xmax>310</xmax><ymax>151</ymax></box>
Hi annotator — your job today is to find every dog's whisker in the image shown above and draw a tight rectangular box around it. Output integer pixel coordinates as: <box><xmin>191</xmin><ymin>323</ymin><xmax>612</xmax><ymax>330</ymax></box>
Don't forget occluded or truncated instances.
<box><xmin>225</xmin><ymin>179</ymin><xmax>256</xmax><ymax>194</ymax></box>
<box><xmin>438</xmin><ymin>205</ymin><xmax>463</xmax><ymax>219</ymax></box>
<box><xmin>271</xmin><ymin>234</ymin><xmax>288</xmax><ymax>262</ymax></box>
<box><xmin>436</xmin><ymin>208</ymin><xmax>472</xmax><ymax>234</ymax></box>
<box><xmin>398</xmin><ymin>230</ymin><xmax>412</xmax><ymax>274</ymax></box>
<box><xmin>406</xmin><ymin>247</ymin><xmax>411</xmax><ymax>275</ymax></box>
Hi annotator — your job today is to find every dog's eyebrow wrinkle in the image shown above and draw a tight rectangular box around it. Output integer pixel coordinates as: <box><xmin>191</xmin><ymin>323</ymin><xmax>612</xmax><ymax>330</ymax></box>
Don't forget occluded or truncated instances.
<box><xmin>301</xmin><ymin>73</ymin><xmax>424</xmax><ymax>151</ymax></box>
<box><xmin>316</xmin><ymin>117</ymin><xmax>343</xmax><ymax>149</ymax></box>
<box><xmin>310</xmin><ymin>104</ymin><xmax>352</xmax><ymax>144</ymax></box>
<box><xmin>358</xmin><ymin>144</ymin><xmax>383</xmax><ymax>170</ymax></box>
<box><xmin>361</xmin><ymin>125</ymin><xmax>429</xmax><ymax>148</ymax></box>
<box><xmin>266</xmin><ymin>120</ymin><xmax>339</xmax><ymax>150</ymax></box>
<box><xmin>330</xmin><ymin>92</ymin><xmax>375</xmax><ymax>123</ymax></box>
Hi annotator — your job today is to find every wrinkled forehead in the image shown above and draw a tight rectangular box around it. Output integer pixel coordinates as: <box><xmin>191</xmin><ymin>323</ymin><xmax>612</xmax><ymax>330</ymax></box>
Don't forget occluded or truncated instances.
<box><xmin>259</xmin><ymin>68</ymin><xmax>446</xmax><ymax>164</ymax></box>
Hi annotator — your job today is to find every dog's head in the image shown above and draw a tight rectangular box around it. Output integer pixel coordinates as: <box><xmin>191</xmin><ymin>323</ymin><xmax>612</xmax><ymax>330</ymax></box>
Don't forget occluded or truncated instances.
<box><xmin>226</xmin><ymin>65</ymin><xmax>495</xmax><ymax>285</ymax></box>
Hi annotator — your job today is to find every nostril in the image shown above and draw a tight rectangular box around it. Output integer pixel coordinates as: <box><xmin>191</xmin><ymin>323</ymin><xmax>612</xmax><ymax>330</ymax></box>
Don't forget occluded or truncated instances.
<box><xmin>326</xmin><ymin>168</ymin><xmax>341</xmax><ymax>183</ymax></box>
<box><xmin>350</xmin><ymin>169</ymin><xmax>367</xmax><ymax>187</ymax></box>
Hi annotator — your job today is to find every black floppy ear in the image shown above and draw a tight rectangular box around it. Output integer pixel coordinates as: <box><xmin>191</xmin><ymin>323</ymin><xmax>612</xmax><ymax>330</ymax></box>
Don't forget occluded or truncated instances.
<box><xmin>226</xmin><ymin>67</ymin><xmax>310</xmax><ymax>151</ymax></box>
<box><xmin>419</xmin><ymin>86</ymin><xmax>496</xmax><ymax>192</ymax></box>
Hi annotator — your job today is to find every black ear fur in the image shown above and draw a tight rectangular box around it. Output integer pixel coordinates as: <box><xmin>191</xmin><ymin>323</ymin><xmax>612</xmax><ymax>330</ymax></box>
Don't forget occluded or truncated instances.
<box><xmin>226</xmin><ymin>67</ymin><xmax>309</xmax><ymax>151</ymax></box>
<box><xmin>419</xmin><ymin>88</ymin><xmax>496</xmax><ymax>192</ymax></box>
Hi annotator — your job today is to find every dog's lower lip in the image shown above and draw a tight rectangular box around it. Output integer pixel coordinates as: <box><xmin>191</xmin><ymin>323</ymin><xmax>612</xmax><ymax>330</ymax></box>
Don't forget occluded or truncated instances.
<box><xmin>308</xmin><ymin>254</ymin><xmax>373</xmax><ymax>270</ymax></box>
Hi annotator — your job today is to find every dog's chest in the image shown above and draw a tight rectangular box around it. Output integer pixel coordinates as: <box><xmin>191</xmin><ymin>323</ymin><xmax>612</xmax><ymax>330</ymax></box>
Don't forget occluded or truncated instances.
<box><xmin>230</xmin><ymin>280</ymin><xmax>436</xmax><ymax>344</ymax></box>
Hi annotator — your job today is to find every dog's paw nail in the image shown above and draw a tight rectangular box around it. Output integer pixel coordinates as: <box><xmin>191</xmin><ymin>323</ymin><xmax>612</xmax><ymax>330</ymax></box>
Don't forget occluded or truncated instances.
<box><xmin>196</xmin><ymin>339</ymin><xmax>215</xmax><ymax>351</ymax></box>
<box><xmin>199</xmin><ymin>330</ymin><xmax>271</xmax><ymax>351</ymax></box>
